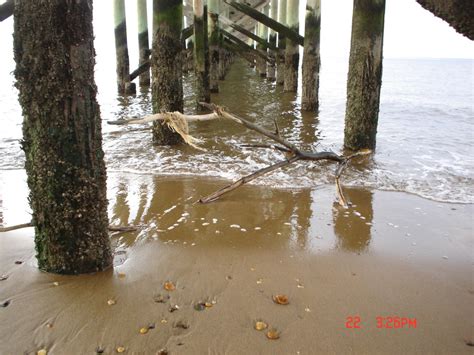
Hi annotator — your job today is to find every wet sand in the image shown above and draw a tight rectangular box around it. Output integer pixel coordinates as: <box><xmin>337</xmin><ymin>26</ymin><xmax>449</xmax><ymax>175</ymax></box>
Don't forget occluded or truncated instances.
<box><xmin>0</xmin><ymin>173</ymin><xmax>473</xmax><ymax>354</ymax></box>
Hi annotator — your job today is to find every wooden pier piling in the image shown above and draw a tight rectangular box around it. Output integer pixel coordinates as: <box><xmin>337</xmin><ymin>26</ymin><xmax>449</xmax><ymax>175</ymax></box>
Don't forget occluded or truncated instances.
<box><xmin>344</xmin><ymin>0</ymin><xmax>386</xmax><ymax>150</ymax></box>
<box><xmin>194</xmin><ymin>0</ymin><xmax>211</xmax><ymax>106</ymax></box>
<box><xmin>276</xmin><ymin>0</ymin><xmax>287</xmax><ymax>85</ymax></box>
<box><xmin>151</xmin><ymin>0</ymin><xmax>184</xmax><ymax>145</ymax></box>
<box><xmin>301</xmin><ymin>0</ymin><xmax>321</xmax><ymax>111</ymax></box>
<box><xmin>284</xmin><ymin>0</ymin><xmax>299</xmax><ymax>92</ymax></box>
<box><xmin>256</xmin><ymin>7</ymin><xmax>269</xmax><ymax>77</ymax></box>
<box><xmin>14</xmin><ymin>0</ymin><xmax>112</xmax><ymax>274</ymax></box>
<box><xmin>267</xmin><ymin>0</ymin><xmax>278</xmax><ymax>81</ymax></box>
<box><xmin>208</xmin><ymin>0</ymin><xmax>220</xmax><ymax>92</ymax></box>
<box><xmin>137</xmin><ymin>0</ymin><xmax>150</xmax><ymax>86</ymax></box>
<box><xmin>114</xmin><ymin>0</ymin><xmax>135</xmax><ymax>94</ymax></box>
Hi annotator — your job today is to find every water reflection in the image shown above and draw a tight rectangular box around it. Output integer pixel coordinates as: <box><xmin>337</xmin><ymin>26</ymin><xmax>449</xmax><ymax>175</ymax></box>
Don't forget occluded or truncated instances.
<box><xmin>107</xmin><ymin>173</ymin><xmax>328</xmax><ymax>252</ymax></box>
<box><xmin>333</xmin><ymin>187</ymin><xmax>373</xmax><ymax>252</ymax></box>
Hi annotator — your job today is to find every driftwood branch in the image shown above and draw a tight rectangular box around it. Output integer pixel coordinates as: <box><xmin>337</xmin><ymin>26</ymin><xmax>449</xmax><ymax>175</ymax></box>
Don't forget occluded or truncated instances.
<box><xmin>0</xmin><ymin>223</ymin><xmax>142</xmax><ymax>233</ymax></box>
<box><xmin>199</xmin><ymin>156</ymin><xmax>300</xmax><ymax>203</ymax></box>
<box><xmin>107</xmin><ymin>112</ymin><xmax>218</xmax><ymax>125</ymax></box>
<box><xmin>198</xmin><ymin>103</ymin><xmax>371</xmax><ymax>206</ymax></box>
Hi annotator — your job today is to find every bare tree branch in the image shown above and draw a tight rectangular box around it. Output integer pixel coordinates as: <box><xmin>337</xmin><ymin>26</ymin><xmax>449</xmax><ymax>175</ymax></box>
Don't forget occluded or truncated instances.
<box><xmin>198</xmin><ymin>103</ymin><xmax>372</xmax><ymax>206</ymax></box>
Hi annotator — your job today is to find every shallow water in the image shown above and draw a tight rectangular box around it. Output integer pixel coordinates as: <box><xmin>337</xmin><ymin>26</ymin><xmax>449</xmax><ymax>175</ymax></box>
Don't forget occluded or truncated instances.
<box><xmin>1</xmin><ymin>54</ymin><xmax>472</xmax><ymax>203</ymax></box>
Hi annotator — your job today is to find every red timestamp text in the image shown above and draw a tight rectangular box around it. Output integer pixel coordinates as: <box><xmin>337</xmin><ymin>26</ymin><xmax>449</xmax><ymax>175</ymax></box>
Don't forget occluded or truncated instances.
<box><xmin>345</xmin><ymin>316</ymin><xmax>417</xmax><ymax>329</ymax></box>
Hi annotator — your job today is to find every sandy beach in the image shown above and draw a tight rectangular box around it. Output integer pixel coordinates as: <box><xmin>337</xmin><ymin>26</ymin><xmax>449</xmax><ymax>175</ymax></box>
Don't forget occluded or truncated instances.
<box><xmin>1</xmin><ymin>173</ymin><xmax>472</xmax><ymax>354</ymax></box>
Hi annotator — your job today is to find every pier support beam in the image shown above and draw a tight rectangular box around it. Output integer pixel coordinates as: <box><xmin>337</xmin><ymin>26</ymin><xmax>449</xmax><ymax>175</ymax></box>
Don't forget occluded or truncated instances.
<box><xmin>13</xmin><ymin>0</ymin><xmax>112</xmax><ymax>274</ymax></box>
<box><xmin>344</xmin><ymin>0</ymin><xmax>386</xmax><ymax>150</ymax></box>
<box><xmin>267</xmin><ymin>0</ymin><xmax>278</xmax><ymax>81</ymax></box>
<box><xmin>256</xmin><ymin>6</ymin><xmax>269</xmax><ymax>77</ymax></box>
<box><xmin>301</xmin><ymin>0</ymin><xmax>321</xmax><ymax>111</ymax></box>
<box><xmin>152</xmin><ymin>0</ymin><xmax>184</xmax><ymax>145</ymax></box>
<box><xmin>194</xmin><ymin>0</ymin><xmax>210</xmax><ymax>106</ymax></box>
<box><xmin>276</xmin><ymin>0</ymin><xmax>287</xmax><ymax>85</ymax></box>
<box><xmin>284</xmin><ymin>0</ymin><xmax>299</xmax><ymax>92</ymax></box>
<box><xmin>137</xmin><ymin>0</ymin><xmax>150</xmax><ymax>86</ymax></box>
<box><xmin>114</xmin><ymin>0</ymin><xmax>135</xmax><ymax>94</ymax></box>
<box><xmin>208</xmin><ymin>0</ymin><xmax>220</xmax><ymax>92</ymax></box>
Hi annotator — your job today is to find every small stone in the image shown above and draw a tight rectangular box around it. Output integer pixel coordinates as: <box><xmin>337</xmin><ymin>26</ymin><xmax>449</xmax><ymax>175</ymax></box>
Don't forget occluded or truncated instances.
<box><xmin>117</xmin><ymin>272</ymin><xmax>126</xmax><ymax>279</ymax></box>
<box><xmin>107</xmin><ymin>299</ymin><xmax>116</xmax><ymax>306</ymax></box>
<box><xmin>272</xmin><ymin>295</ymin><xmax>289</xmax><ymax>305</ymax></box>
<box><xmin>37</xmin><ymin>350</ymin><xmax>47</xmax><ymax>355</ymax></box>
<box><xmin>153</xmin><ymin>294</ymin><xmax>169</xmax><ymax>303</ymax></box>
<box><xmin>169</xmin><ymin>304</ymin><xmax>179</xmax><ymax>312</ymax></box>
<box><xmin>0</xmin><ymin>275</ymin><xmax>8</xmax><ymax>281</ymax></box>
<box><xmin>53</xmin><ymin>282</ymin><xmax>59</xmax><ymax>286</ymax></box>
<box><xmin>148</xmin><ymin>323</ymin><xmax>156</xmax><ymax>329</ymax></box>
<box><xmin>254</xmin><ymin>321</ymin><xmax>268</xmax><ymax>331</ymax></box>
<box><xmin>266</xmin><ymin>329</ymin><xmax>280</xmax><ymax>340</ymax></box>
<box><xmin>95</xmin><ymin>347</ymin><xmax>105</xmax><ymax>354</ymax></box>
<box><xmin>139</xmin><ymin>327</ymin><xmax>149</xmax><ymax>334</ymax></box>
<box><xmin>164</xmin><ymin>281</ymin><xmax>176</xmax><ymax>291</ymax></box>
<box><xmin>256</xmin><ymin>278</ymin><xmax>263</xmax><ymax>284</ymax></box>
<box><xmin>161</xmin><ymin>319</ymin><xmax>168</xmax><ymax>324</ymax></box>
<box><xmin>305</xmin><ymin>307</ymin><xmax>311</xmax><ymax>313</ymax></box>
<box><xmin>116</xmin><ymin>346</ymin><xmax>125</xmax><ymax>353</ymax></box>
<box><xmin>194</xmin><ymin>303</ymin><xmax>206</xmax><ymax>311</ymax></box>
<box><xmin>46</xmin><ymin>323</ymin><xmax>53</xmax><ymax>328</ymax></box>
<box><xmin>1</xmin><ymin>300</ymin><xmax>11</xmax><ymax>308</ymax></box>
<box><xmin>442</xmin><ymin>256</ymin><xmax>449</xmax><ymax>260</ymax></box>
<box><xmin>14</xmin><ymin>261</ymin><xmax>23</xmax><ymax>265</ymax></box>
<box><xmin>254</xmin><ymin>227</ymin><xmax>261</xmax><ymax>230</ymax></box>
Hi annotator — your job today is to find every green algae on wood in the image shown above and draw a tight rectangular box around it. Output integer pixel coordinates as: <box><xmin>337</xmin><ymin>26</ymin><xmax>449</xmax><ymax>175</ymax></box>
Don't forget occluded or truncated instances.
<box><xmin>13</xmin><ymin>0</ymin><xmax>112</xmax><ymax>274</ymax></box>
<box><xmin>301</xmin><ymin>0</ymin><xmax>321</xmax><ymax>111</ymax></box>
<box><xmin>152</xmin><ymin>0</ymin><xmax>184</xmax><ymax>145</ymax></box>
<box><xmin>344</xmin><ymin>0</ymin><xmax>386</xmax><ymax>150</ymax></box>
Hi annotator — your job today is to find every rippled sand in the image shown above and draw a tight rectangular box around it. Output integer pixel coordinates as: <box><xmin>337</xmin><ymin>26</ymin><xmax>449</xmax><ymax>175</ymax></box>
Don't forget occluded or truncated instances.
<box><xmin>0</xmin><ymin>173</ymin><xmax>472</xmax><ymax>354</ymax></box>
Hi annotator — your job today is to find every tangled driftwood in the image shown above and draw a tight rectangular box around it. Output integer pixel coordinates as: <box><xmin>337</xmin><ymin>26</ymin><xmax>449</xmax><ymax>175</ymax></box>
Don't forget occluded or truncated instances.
<box><xmin>108</xmin><ymin>104</ymin><xmax>370</xmax><ymax>207</ymax></box>
<box><xmin>196</xmin><ymin>103</ymin><xmax>370</xmax><ymax>206</ymax></box>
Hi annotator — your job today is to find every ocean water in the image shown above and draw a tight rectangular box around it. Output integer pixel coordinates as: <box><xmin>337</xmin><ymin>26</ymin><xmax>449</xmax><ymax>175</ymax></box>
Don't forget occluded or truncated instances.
<box><xmin>0</xmin><ymin>18</ymin><xmax>472</xmax><ymax>204</ymax></box>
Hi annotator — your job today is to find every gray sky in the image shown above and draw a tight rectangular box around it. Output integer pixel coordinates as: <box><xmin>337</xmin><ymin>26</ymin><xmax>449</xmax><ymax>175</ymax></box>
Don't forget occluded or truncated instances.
<box><xmin>1</xmin><ymin>0</ymin><xmax>473</xmax><ymax>64</ymax></box>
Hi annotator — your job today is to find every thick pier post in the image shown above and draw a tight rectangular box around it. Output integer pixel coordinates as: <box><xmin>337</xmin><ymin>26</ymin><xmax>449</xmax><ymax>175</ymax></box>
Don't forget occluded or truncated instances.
<box><xmin>284</xmin><ymin>0</ymin><xmax>299</xmax><ymax>92</ymax></box>
<box><xmin>208</xmin><ymin>0</ymin><xmax>220</xmax><ymax>92</ymax></box>
<box><xmin>256</xmin><ymin>7</ymin><xmax>269</xmax><ymax>77</ymax></box>
<box><xmin>267</xmin><ymin>0</ymin><xmax>278</xmax><ymax>81</ymax></box>
<box><xmin>137</xmin><ymin>0</ymin><xmax>150</xmax><ymax>86</ymax></box>
<box><xmin>276</xmin><ymin>0</ymin><xmax>287</xmax><ymax>85</ymax></box>
<box><xmin>14</xmin><ymin>0</ymin><xmax>112</xmax><ymax>274</ymax></box>
<box><xmin>194</xmin><ymin>0</ymin><xmax>210</xmax><ymax>106</ymax></box>
<box><xmin>114</xmin><ymin>0</ymin><xmax>135</xmax><ymax>94</ymax></box>
<box><xmin>344</xmin><ymin>0</ymin><xmax>386</xmax><ymax>150</ymax></box>
<box><xmin>301</xmin><ymin>0</ymin><xmax>321</xmax><ymax>111</ymax></box>
<box><xmin>151</xmin><ymin>0</ymin><xmax>184</xmax><ymax>145</ymax></box>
